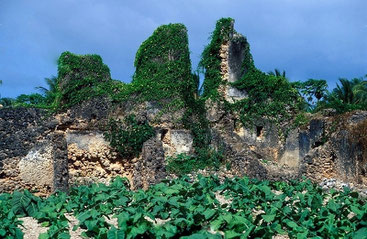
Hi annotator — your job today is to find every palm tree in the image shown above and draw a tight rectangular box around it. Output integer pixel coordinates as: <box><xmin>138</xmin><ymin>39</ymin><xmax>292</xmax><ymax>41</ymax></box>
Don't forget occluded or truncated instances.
<box><xmin>35</xmin><ymin>76</ymin><xmax>59</xmax><ymax>104</ymax></box>
<box><xmin>268</xmin><ymin>68</ymin><xmax>286</xmax><ymax>78</ymax></box>
<box><xmin>332</xmin><ymin>77</ymin><xmax>367</xmax><ymax>104</ymax></box>
<box><xmin>35</xmin><ymin>76</ymin><xmax>58</xmax><ymax>95</ymax></box>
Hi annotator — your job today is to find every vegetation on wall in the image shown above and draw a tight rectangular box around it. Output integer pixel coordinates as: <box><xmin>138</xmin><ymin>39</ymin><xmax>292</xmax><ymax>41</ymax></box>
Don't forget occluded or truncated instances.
<box><xmin>198</xmin><ymin>17</ymin><xmax>235</xmax><ymax>99</ymax></box>
<box><xmin>124</xmin><ymin>23</ymin><xmax>197</xmax><ymax>104</ymax></box>
<box><xmin>57</xmin><ymin>51</ymin><xmax>112</xmax><ymax>109</ymax></box>
<box><xmin>198</xmin><ymin>17</ymin><xmax>254</xmax><ymax>100</ymax></box>
<box><xmin>198</xmin><ymin>18</ymin><xmax>302</xmax><ymax>127</ymax></box>
<box><xmin>232</xmin><ymin>70</ymin><xmax>303</xmax><ymax>126</ymax></box>
<box><xmin>104</xmin><ymin>114</ymin><xmax>155</xmax><ymax>158</ymax></box>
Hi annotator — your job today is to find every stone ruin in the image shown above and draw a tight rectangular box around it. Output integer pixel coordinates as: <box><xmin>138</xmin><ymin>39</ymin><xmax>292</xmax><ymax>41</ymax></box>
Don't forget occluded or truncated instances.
<box><xmin>1</xmin><ymin>19</ymin><xmax>367</xmax><ymax>195</ymax></box>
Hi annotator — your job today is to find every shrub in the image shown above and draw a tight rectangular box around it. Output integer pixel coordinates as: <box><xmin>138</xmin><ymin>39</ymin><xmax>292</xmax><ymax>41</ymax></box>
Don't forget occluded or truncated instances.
<box><xmin>104</xmin><ymin>115</ymin><xmax>155</xmax><ymax>158</ymax></box>
<box><xmin>57</xmin><ymin>51</ymin><xmax>111</xmax><ymax>108</ymax></box>
<box><xmin>167</xmin><ymin>149</ymin><xmax>222</xmax><ymax>175</ymax></box>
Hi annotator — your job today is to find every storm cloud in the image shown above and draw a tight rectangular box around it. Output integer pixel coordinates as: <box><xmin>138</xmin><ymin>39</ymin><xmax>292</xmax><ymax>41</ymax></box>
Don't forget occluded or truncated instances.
<box><xmin>0</xmin><ymin>0</ymin><xmax>366</xmax><ymax>97</ymax></box>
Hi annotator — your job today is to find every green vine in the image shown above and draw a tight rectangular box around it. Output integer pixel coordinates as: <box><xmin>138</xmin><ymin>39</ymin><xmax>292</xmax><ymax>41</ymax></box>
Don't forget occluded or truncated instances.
<box><xmin>198</xmin><ymin>17</ymin><xmax>234</xmax><ymax>99</ymax></box>
<box><xmin>231</xmin><ymin>70</ymin><xmax>303</xmax><ymax>127</ymax></box>
<box><xmin>104</xmin><ymin>115</ymin><xmax>155</xmax><ymax>158</ymax></box>
<box><xmin>129</xmin><ymin>23</ymin><xmax>196</xmax><ymax>104</ymax></box>
<box><xmin>57</xmin><ymin>51</ymin><xmax>112</xmax><ymax>109</ymax></box>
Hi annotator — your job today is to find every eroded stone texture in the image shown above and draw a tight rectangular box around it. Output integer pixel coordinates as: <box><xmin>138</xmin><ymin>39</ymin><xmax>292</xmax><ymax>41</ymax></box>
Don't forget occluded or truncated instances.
<box><xmin>66</xmin><ymin>131</ymin><xmax>131</xmax><ymax>185</ymax></box>
<box><xmin>18</xmin><ymin>142</ymin><xmax>54</xmax><ymax>192</ymax></box>
<box><xmin>0</xmin><ymin>108</ymin><xmax>51</xmax><ymax>193</ymax></box>
<box><xmin>279</xmin><ymin>129</ymin><xmax>301</xmax><ymax>168</ymax></box>
<box><xmin>133</xmin><ymin>138</ymin><xmax>166</xmax><ymax>189</ymax></box>
<box><xmin>160</xmin><ymin>129</ymin><xmax>193</xmax><ymax>157</ymax></box>
<box><xmin>217</xmin><ymin>32</ymin><xmax>249</xmax><ymax>103</ymax></box>
<box><xmin>51</xmin><ymin>132</ymin><xmax>69</xmax><ymax>192</ymax></box>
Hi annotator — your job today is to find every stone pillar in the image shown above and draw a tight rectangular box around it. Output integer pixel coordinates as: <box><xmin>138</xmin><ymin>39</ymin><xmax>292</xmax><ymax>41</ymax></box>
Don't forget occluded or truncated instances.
<box><xmin>133</xmin><ymin>138</ymin><xmax>166</xmax><ymax>189</ymax></box>
<box><xmin>51</xmin><ymin>132</ymin><xmax>69</xmax><ymax>192</ymax></box>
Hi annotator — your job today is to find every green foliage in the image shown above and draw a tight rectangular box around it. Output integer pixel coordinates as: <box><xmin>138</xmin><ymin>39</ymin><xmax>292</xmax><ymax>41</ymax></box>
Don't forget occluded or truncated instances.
<box><xmin>232</xmin><ymin>70</ymin><xmax>302</xmax><ymax>126</ymax></box>
<box><xmin>0</xmin><ymin>193</ymin><xmax>24</xmax><ymax>239</ymax></box>
<box><xmin>131</xmin><ymin>23</ymin><xmax>196</xmax><ymax>103</ymax></box>
<box><xmin>199</xmin><ymin>18</ymin><xmax>254</xmax><ymax>99</ymax></box>
<box><xmin>268</xmin><ymin>68</ymin><xmax>286</xmax><ymax>78</ymax></box>
<box><xmin>199</xmin><ymin>18</ymin><xmax>234</xmax><ymax>99</ymax></box>
<box><xmin>294</xmin><ymin>79</ymin><xmax>328</xmax><ymax>111</ymax></box>
<box><xmin>104</xmin><ymin>115</ymin><xmax>155</xmax><ymax>158</ymax></box>
<box><xmin>199</xmin><ymin>18</ymin><xmax>301</xmax><ymax>129</ymax></box>
<box><xmin>293</xmin><ymin>112</ymin><xmax>311</xmax><ymax>128</ymax></box>
<box><xmin>57</xmin><ymin>51</ymin><xmax>111</xmax><ymax>108</ymax></box>
<box><xmin>0</xmin><ymin>97</ymin><xmax>14</xmax><ymax>108</ymax></box>
<box><xmin>315</xmin><ymin>76</ymin><xmax>367</xmax><ymax>113</ymax></box>
<box><xmin>11</xmin><ymin>190</ymin><xmax>40</xmax><ymax>217</ymax></box>
<box><xmin>166</xmin><ymin>150</ymin><xmax>222</xmax><ymax>175</ymax></box>
<box><xmin>1</xmin><ymin>176</ymin><xmax>367</xmax><ymax>238</ymax></box>
<box><xmin>12</xmin><ymin>93</ymin><xmax>50</xmax><ymax>108</ymax></box>
<box><xmin>35</xmin><ymin>76</ymin><xmax>61</xmax><ymax>109</ymax></box>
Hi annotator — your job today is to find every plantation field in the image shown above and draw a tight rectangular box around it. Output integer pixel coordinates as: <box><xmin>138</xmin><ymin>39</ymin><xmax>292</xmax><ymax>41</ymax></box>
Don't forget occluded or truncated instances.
<box><xmin>1</xmin><ymin>175</ymin><xmax>367</xmax><ymax>239</ymax></box>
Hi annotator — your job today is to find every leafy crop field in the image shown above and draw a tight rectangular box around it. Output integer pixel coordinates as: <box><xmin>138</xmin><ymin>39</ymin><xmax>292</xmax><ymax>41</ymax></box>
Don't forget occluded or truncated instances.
<box><xmin>1</xmin><ymin>175</ymin><xmax>367</xmax><ymax>239</ymax></box>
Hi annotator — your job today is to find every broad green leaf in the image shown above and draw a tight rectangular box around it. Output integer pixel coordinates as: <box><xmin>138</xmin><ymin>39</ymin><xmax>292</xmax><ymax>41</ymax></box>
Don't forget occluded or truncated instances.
<box><xmin>225</xmin><ymin>230</ymin><xmax>242</xmax><ymax>239</ymax></box>
<box><xmin>38</xmin><ymin>233</ymin><xmax>49</xmax><ymax>239</ymax></box>
<box><xmin>41</xmin><ymin>221</ymin><xmax>50</xmax><ymax>227</ymax></box>
<box><xmin>58</xmin><ymin>232</ymin><xmax>71</xmax><ymax>239</ymax></box>
<box><xmin>14</xmin><ymin>227</ymin><xmax>24</xmax><ymax>239</ymax></box>
<box><xmin>107</xmin><ymin>226</ymin><xmax>125</xmax><ymax>239</ymax></box>
<box><xmin>353</xmin><ymin>228</ymin><xmax>367</xmax><ymax>239</ymax></box>
<box><xmin>203</xmin><ymin>209</ymin><xmax>216</xmax><ymax>220</ymax></box>
<box><xmin>286</xmin><ymin>221</ymin><xmax>299</xmax><ymax>229</ymax></box>
<box><xmin>262</xmin><ymin>214</ymin><xmax>276</xmax><ymax>223</ymax></box>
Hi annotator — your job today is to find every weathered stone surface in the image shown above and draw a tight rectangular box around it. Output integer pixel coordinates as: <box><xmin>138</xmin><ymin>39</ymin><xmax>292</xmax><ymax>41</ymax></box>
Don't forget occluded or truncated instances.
<box><xmin>279</xmin><ymin>129</ymin><xmax>300</xmax><ymax>168</ymax></box>
<box><xmin>219</xmin><ymin>38</ymin><xmax>249</xmax><ymax>103</ymax></box>
<box><xmin>133</xmin><ymin>138</ymin><xmax>166</xmax><ymax>189</ymax></box>
<box><xmin>51</xmin><ymin>132</ymin><xmax>69</xmax><ymax>192</ymax></box>
<box><xmin>348</xmin><ymin>111</ymin><xmax>367</xmax><ymax>125</ymax></box>
<box><xmin>205</xmin><ymin>99</ymin><xmax>226</xmax><ymax>123</ymax></box>
<box><xmin>228</xmin><ymin>33</ymin><xmax>248</xmax><ymax>83</ymax></box>
<box><xmin>225</xmin><ymin>86</ymin><xmax>248</xmax><ymax>103</ymax></box>
<box><xmin>18</xmin><ymin>142</ymin><xmax>54</xmax><ymax>191</ymax></box>
<box><xmin>170</xmin><ymin>130</ymin><xmax>193</xmax><ymax>155</ymax></box>
<box><xmin>66</xmin><ymin>131</ymin><xmax>130</xmax><ymax>186</ymax></box>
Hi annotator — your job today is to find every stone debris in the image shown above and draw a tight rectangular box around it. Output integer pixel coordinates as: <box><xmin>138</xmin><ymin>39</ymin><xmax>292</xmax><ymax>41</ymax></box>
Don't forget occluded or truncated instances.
<box><xmin>18</xmin><ymin>217</ymin><xmax>48</xmax><ymax>239</ymax></box>
<box><xmin>65</xmin><ymin>213</ymin><xmax>87</xmax><ymax>239</ymax></box>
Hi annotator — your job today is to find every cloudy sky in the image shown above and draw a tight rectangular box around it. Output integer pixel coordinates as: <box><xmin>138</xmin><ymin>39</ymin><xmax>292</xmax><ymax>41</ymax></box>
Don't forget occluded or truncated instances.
<box><xmin>0</xmin><ymin>0</ymin><xmax>366</xmax><ymax>98</ymax></box>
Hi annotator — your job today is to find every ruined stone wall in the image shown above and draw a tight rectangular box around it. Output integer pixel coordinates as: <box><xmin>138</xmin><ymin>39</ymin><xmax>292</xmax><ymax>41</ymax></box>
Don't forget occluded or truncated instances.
<box><xmin>0</xmin><ymin>108</ymin><xmax>68</xmax><ymax>195</ymax></box>
<box><xmin>217</xmin><ymin>34</ymin><xmax>248</xmax><ymax>103</ymax></box>
<box><xmin>2</xmin><ymin>104</ymin><xmax>367</xmax><ymax>194</ymax></box>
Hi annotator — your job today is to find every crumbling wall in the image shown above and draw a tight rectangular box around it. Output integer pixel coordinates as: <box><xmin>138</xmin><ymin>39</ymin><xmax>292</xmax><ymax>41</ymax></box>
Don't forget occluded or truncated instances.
<box><xmin>132</xmin><ymin>138</ymin><xmax>166</xmax><ymax>189</ymax></box>
<box><xmin>0</xmin><ymin>108</ymin><xmax>69</xmax><ymax>195</ymax></box>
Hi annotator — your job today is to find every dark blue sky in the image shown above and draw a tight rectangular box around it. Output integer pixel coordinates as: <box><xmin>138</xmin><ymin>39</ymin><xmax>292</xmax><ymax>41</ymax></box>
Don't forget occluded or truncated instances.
<box><xmin>0</xmin><ymin>0</ymin><xmax>366</xmax><ymax>98</ymax></box>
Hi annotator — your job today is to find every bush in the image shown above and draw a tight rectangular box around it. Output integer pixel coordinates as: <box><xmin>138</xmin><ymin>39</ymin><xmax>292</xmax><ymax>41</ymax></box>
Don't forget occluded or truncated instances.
<box><xmin>167</xmin><ymin>149</ymin><xmax>222</xmax><ymax>175</ymax></box>
<box><xmin>104</xmin><ymin>115</ymin><xmax>155</xmax><ymax>158</ymax></box>
<box><xmin>57</xmin><ymin>51</ymin><xmax>111</xmax><ymax>108</ymax></box>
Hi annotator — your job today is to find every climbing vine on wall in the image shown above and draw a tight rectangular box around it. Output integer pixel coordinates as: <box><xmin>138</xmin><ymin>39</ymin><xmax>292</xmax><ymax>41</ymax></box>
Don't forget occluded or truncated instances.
<box><xmin>198</xmin><ymin>18</ymin><xmax>234</xmax><ymax>99</ymax></box>
<box><xmin>199</xmin><ymin>18</ymin><xmax>303</xmax><ymax>128</ymax></box>
<box><xmin>231</xmin><ymin>70</ymin><xmax>303</xmax><ymax>127</ymax></box>
<box><xmin>57</xmin><ymin>51</ymin><xmax>112</xmax><ymax>109</ymax></box>
<box><xmin>104</xmin><ymin>115</ymin><xmax>155</xmax><ymax>158</ymax></box>
<box><xmin>129</xmin><ymin>23</ymin><xmax>197</xmax><ymax>104</ymax></box>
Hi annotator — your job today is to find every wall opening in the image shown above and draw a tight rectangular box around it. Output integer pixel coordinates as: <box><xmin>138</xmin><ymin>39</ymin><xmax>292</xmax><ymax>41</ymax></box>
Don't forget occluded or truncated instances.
<box><xmin>160</xmin><ymin>129</ymin><xmax>168</xmax><ymax>141</ymax></box>
<box><xmin>256</xmin><ymin>126</ymin><xmax>264</xmax><ymax>138</ymax></box>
